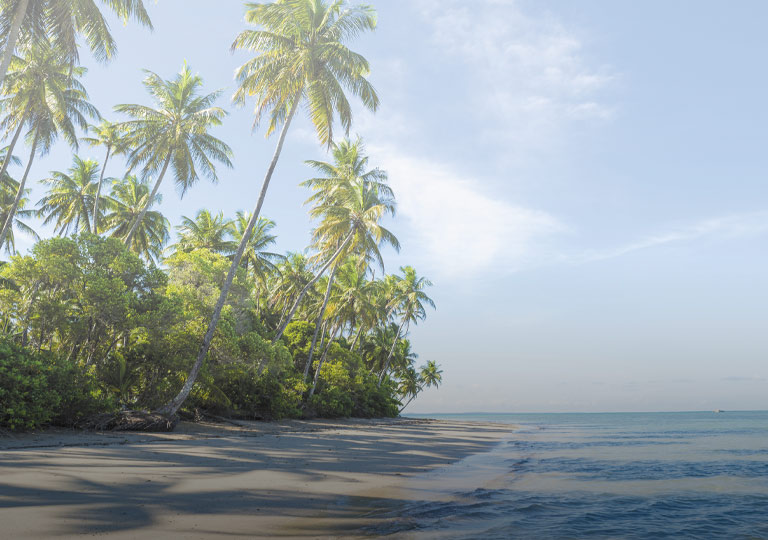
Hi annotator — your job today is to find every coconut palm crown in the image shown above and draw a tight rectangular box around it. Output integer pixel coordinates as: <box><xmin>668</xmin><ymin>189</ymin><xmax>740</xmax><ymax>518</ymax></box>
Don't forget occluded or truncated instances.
<box><xmin>232</xmin><ymin>0</ymin><xmax>380</xmax><ymax>146</ymax></box>
<box><xmin>114</xmin><ymin>62</ymin><xmax>233</xmax><ymax>246</ymax></box>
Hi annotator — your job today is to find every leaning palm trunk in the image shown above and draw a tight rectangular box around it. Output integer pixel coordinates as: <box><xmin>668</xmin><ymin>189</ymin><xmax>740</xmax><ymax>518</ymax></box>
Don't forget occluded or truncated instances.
<box><xmin>0</xmin><ymin>132</ymin><xmax>37</xmax><ymax>250</ymax></box>
<box><xmin>308</xmin><ymin>322</ymin><xmax>341</xmax><ymax>399</ymax></box>
<box><xmin>0</xmin><ymin>107</ymin><xmax>28</xmax><ymax>180</ymax></box>
<box><xmin>271</xmin><ymin>231</ymin><xmax>354</xmax><ymax>343</ymax></box>
<box><xmin>0</xmin><ymin>0</ymin><xmax>29</xmax><ymax>86</ymax></box>
<box><xmin>350</xmin><ymin>324</ymin><xmax>364</xmax><ymax>351</ymax></box>
<box><xmin>92</xmin><ymin>145</ymin><xmax>111</xmax><ymax>234</ymax></box>
<box><xmin>304</xmin><ymin>318</ymin><xmax>328</xmax><ymax>380</ymax></box>
<box><xmin>302</xmin><ymin>262</ymin><xmax>338</xmax><ymax>380</ymax></box>
<box><xmin>398</xmin><ymin>392</ymin><xmax>419</xmax><ymax>414</ymax></box>
<box><xmin>378</xmin><ymin>318</ymin><xmax>408</xmax><ymax>386</ymax></box>
<box><xmin>157</xmin><ymin>96</ymin><xmax>301</xmax><ymax>417</ymax></box>
<box><xmin>124</xmin><ymin>153</ymin><xmax>171</xmax><ymax>247</ymax></box>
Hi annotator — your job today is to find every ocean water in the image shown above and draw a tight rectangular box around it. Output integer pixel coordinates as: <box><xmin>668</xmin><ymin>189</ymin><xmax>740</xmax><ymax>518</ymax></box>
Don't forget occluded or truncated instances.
<box><xmin>370</xmin><ymin>411</ymin><xmax>768</xmax><ymax>539</ymax></box>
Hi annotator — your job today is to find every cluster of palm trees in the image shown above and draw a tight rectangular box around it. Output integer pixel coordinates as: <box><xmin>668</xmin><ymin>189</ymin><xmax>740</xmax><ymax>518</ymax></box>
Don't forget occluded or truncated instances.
<box><xmin>0</xmin><ymin>0</ymin><xmax>441</xmax><ymax>415</ymax></box>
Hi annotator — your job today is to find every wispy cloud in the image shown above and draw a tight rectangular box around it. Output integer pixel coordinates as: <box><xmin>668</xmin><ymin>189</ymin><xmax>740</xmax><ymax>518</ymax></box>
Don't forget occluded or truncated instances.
<box><xmin>722</xmin><ymin>376</ymin><xmax>767</xmax><ymax>383</ymax></box>
<box><xmin>375</xmin><ymin>146</ymin><xmax>562</xmax><ymax>278</ymax></box>
<box><xmin>418</xmin><ymin>0</ymin><xmax>615</xmax><ymax>152</ymax></box>
<box><xmin>575</xmin><ymin>212</ymin><xmax>768</xmax><ymax>264</ymax></box>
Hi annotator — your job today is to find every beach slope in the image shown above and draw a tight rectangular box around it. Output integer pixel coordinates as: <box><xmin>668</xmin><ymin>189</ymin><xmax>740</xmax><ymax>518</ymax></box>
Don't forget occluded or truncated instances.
<box><xmin>0</xmin><ymin>418</ymin><xmax>509</xmax><ymax>538</ymax></box>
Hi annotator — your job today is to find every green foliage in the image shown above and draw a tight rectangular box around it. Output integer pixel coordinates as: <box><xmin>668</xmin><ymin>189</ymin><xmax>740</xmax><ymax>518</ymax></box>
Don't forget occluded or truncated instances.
<box><xmin>309</xmin><ymin>360</ymin><xmax>354</xmax><ymax>417</ymax></box>
<box><xmin>0</xmin><ymin>340</ymin><xmax>110</xmax><ymax>430</ymax></box>
<box><xmin>46</xmin><ymin>355</ymin><xmax>115</xmax><ymax>427</ymax></box>
<box><xmin>193</xmin><ymin>365</ymin><xmax>306</xmax><ymax>421</ymax></box>
<box><xmin>0</xmin><ymin>340</ymin><xmax>59</xmax><ymax>430</ymax></box>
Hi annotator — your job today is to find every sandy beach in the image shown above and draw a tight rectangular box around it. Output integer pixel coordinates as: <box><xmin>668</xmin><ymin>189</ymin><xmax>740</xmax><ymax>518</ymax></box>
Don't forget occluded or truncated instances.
<box><xmin>0</xmin><ymin>418</ymin><xmax>511</xmax><ymax>539</ymax></box>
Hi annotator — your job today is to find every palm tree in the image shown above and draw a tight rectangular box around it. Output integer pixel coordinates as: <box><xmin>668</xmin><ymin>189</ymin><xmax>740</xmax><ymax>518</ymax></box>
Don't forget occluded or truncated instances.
<box><xmin>230</xmin><ymin>211</ymin><xmax>282</xmax><ymax>280</ymax></box>
<box><xmin>379</xmin><ymin>266</ymin><xmax>435</xmax><ymax>385</ymax></box>
<box><xmin>272</xmin><ymin>139</ymin><xmax>396</xmax><ymax>346</ymax></box>
<box><xmin>114</xmin><ymin>62</ymin><xmax>232</xmax><ymax>247</ymax></box>
<box><xmin>398</xmin><ymin>360</ymin><xmax>442</xmax><ymax>414</ymax></box>
<box><xmin>268</xmin><ymin>252</ymin><xmax>314</xmax><ymax>327</ymax></box>
<box><xmin>37</xmin><ymin>156</ymin><xmax>100</xmax><ymax>236</ymax></box>
<box><xmin>0</xmin><ymin>42</ymin><xmax>98</xmax><ymax>251</ymax></box>
<box><xmin>397</xmin><ymin>367</ymin><xmax>420</xmax><ymax>413</ymax></box>
<box><xmin>0</xmin><ymin>0</ymin><xmax>152</xmax><ymax>86</ymax></box>
<box><xmin>102</xmin><ymin>174</ymin><xmax>168</xmax><ymax>261</ymax></box>
<box><xmin>362</xmin><ymin>322</ymin><xmax>397</xmax><ymax>373</ymax></box>
<box><xmin>329</xmin><ymin>258</ymin><xmax>380</xmax><ymax>349</ymax></box>
<box><xmin>291</xmin><ymin>147</ymin><xmax>399</xmax><ymax>380</ymax></box>
<box><xmin>0</xmin><ymin>171</ymin><xmax>36</xmax><ymax>254</ymax></box>
<box><xmin>158</xmin><ymin>0</ymin><xmax>379</xmax><ymax>416</ymax></box>
<box><xmin>420</xmin><ymin>360</ymin><xmax>443</xmax><ymax>389</ymax></box>
<box><xmin>81</xmin><ymin>120</ymin><xmax>127</xmax><ymax>234</ymax></box>
<box><xmin>172</xmin><ymin>209</ymin><xmax>234</xmax><ymax>255</ymax></box>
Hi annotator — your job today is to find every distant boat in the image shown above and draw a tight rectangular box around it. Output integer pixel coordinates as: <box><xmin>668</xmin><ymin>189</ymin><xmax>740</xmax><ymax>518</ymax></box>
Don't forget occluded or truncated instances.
<box><xmin>713</xmin><ymin>409</ymin><xmax>724</xmax><ymax>413</ymax></box>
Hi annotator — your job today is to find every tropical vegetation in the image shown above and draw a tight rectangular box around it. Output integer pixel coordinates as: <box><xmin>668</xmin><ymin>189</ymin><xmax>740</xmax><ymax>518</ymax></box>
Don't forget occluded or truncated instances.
<box><xmin>0</xmin><ymin>0</ymin><xmax>441</xmax><ymax>431</ymax></box>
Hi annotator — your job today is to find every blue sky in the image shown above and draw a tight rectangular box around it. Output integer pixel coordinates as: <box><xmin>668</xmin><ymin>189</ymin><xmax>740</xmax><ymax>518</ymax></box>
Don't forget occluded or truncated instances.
<box><xmin>11</xmin><ymin>0</ymin><xmax>768</xmax><ymax>412</ymax></box>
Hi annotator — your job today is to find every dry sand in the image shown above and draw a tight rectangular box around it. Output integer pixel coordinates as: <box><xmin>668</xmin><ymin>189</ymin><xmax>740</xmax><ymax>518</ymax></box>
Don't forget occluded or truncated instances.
<box><xmin>0</xmin><ymin>418</ymin><xmax>512</xmax><ymax>538</ymax></box>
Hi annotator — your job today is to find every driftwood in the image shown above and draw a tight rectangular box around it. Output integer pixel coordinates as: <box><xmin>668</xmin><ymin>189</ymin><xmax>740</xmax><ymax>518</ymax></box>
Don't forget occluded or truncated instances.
<box><xmin>80</xmin><ymin>411</ymin><xmax>178</xmax><ymax>432</ymax></box>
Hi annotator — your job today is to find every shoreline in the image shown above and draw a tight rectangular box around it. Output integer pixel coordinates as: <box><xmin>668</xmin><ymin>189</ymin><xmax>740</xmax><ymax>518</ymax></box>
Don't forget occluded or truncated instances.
<box><xmin>0</xmin><ymin>417</ymin><xmax>512</xmax><ymax>538</ymax></box>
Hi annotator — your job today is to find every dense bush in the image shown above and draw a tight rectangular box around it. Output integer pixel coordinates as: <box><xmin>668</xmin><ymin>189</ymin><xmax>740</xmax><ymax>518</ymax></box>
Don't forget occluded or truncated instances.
<box><xmin>0</xmin><ymin>341</ymin><xmax>59</xmax><ymax>430</ymax></box>
<box><xmin>0</xmin><ymin>340</ymin><xmax>110</xmax><ymax>430</ymax></box>
<box><xmin>191</xmin><ymin>364</ymin><xmax>306</xmax><ymax>420</ymax></box>
<box><xmin>47</xmin><ymin>355</ymin><xmax>115</xmax><ymax>427</ymax></box>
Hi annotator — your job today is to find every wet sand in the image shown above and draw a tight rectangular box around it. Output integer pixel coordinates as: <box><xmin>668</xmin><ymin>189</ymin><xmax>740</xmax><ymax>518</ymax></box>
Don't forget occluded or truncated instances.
<box><xmin>0</xmin><ymin>418</ymin><xmax>511</xmax><ymax>538</ymax></box>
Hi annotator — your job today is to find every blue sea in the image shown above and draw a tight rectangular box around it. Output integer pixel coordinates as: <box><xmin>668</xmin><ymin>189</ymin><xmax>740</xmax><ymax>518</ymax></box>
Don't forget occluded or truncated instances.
<box><xmin>371</xmin><ymin>411</ymin><xmax>768</xmax><ymax>539</ymax></box>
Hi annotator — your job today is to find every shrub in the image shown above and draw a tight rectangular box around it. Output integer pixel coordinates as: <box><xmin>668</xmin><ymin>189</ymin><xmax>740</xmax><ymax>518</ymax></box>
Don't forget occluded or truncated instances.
<box><xmin>191</xmin><ymin>363</ymin><xmax>306</xmax><ymax>420</ymax></box>
<box><xmin>0</xmin><ymin>341</ymin><xmax>60</xmax><ymax>430</ymax></box>
<box><xmin>48</xmin><ymin>356</ymin><xmax>115</xmax><ymax>427</ymax></box>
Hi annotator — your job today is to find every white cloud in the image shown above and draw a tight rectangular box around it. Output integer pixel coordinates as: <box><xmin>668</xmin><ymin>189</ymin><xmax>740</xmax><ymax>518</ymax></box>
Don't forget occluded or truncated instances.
<box><xmin>577</xmin><ymin>212</ymin><xmax>768</xmax><ymax>264</ymax></box>
<box><xmin>375</xmin><ymin>146</ymin><xmax>562</xmax><ymax>279</ymax></box>
<box><xmin>417</xmin><ymin>0</ymin><xmax>615</xmax><ymax>152</ymax></box>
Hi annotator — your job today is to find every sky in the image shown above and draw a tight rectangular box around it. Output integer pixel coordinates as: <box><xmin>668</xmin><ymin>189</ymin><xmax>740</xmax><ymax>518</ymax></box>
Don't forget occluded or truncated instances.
<box><xmin>9</xmin><ymin>0</ymin><xmax>768</xmax><ymax>413</ymax></box>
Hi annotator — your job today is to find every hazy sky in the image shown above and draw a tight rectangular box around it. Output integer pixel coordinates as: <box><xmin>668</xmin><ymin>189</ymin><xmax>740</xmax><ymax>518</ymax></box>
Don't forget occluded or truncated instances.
<box><xmin>12</xmin><ymin>1</ymin><xmax>768</xmax><ymax>413</ymax></box>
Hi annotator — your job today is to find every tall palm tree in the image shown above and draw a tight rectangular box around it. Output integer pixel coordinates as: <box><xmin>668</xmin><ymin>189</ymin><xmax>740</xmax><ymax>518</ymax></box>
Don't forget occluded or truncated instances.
<box><xmin>114</xmin><ymin>62</ymin><xmax>232</xmax><ymax>247</ymax></box>
<box><xmin>37</xmin><ymin>156</ymin><xmax>100</xmax><ymax>236</ymax></box>
<box><xmin>272</xmin><ymin>138</ymin><xmax>396</xmax><ymax>345</ymax></box>
<box><xmin>230</xmin><ymin>211</ymin><xmax>282</xmax><ymax>280</ymax></box>
<box><xmin>0</xmin><ymin>42</ymin><xmax>98</xmax><ymax>251</ymax></box>
<box><xmin>268</xmin><ymin>252</ymin><xmax>314</xmax><ymax>327</ymax></box>
<box><xmin>102</xmin><ymin>174</ymin><xmax>168</xmax><ymax>261</ymax></box>
<box><xmin>286</xmin><ymin>145</ymin><xmax>399</xmax><ymax>379</ymax></box>
<box><xmin>420</xmin><ymin>360</ymin><xmax>443</xmax><ymax>389</ymax></box>
<box><xmin>398</xmin><ymin>360</ymin><xmax>442</xmax><ymax>414</ymax></box>
<box><xmin>0</xmin><ymin>171</ymin><xmax>36</xmax><ymax>254</ymax></box>
<box><xmin>379</xmin><ymin>266</ymin><xmax>435</xmax><ymax>385</ymax></box>
<box><xmin>158</xmin><ymin>0</ymin><xmax>379</xmax><ymax>416</ymax></box>
<box><xmin>362</xmin><ymin>321</ymin><xmax>397</xmax><ymax>373</ymax></box>
<box><xmin>172</xmin><ymin>209</ymin><xmax>234</xmax><ymax>255</ymax></box>
<box><xmin>0</xmin><ymin>0</ymin><xmax>152</xmax><ymax>86</ymax></box>
<box><xmin>81</xmin><ymin>120</ymin><xmax>126</xmax><ymax>234</ymax></box>
<box><xmin>328</xmin><ymin>257</ymin><xmax>379</xmax><ymax>349</ymax></box>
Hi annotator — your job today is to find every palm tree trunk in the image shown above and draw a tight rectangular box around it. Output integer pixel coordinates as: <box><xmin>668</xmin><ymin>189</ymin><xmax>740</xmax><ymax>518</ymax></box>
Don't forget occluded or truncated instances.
<box><xmin>124</xmin><ymin>152</ymin><xmax>171</xmax><ymax>247</ymax></box>
<box><xmin>157</xmin><ymin>93</ymin><xmax>302</xmax><ymax>417</ymax></box>
<box><xmin>308</xmin><ymin>323</ymin><xmax>341</xmax><ymax>399</ymax></box>
<box><xmin>304</xmin><ymin>319</ymin><xmax>328</xmax><ymax>380</ymax></box>
<box><xmin>0</xmin><ymin>0</ymin><xmax>29</xmax><ymax>86</ymax></box>
<box><xmin>350</xmin><ymin>324</ymin><xmax>364</xmax><ymax>351</ymax></box>
<box><xmin>0</xmin><ymin>107</ymin><xmax>28</xmax><ymax>180</ymax></box>
<box><xmin>398</xmin><ymin>393</ymin><xmax>419</xmax><ymax>414</ymax></box>
<box><xmin>303</xmin><ymin>263</ymin><xmax>338</xmax><ymax>381</ymax></box>
<box><xmin>92</xmin><ymin>145</ymin><xmax>111</xmax><ymax>234</ymax></box>
<box><xmin>0</xmin><ymin>132</ymin><xmax>36</xmax><ymax>251</ymax></box>
<box><xmin>378</xmin><ymin>318</ymin><xmax>408</xmax><ymax>386</ymax></box>
<box><xmin>271</xmin><ymin>230</ymin><xmax>354</xmax><ymax>343</ymax></box>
